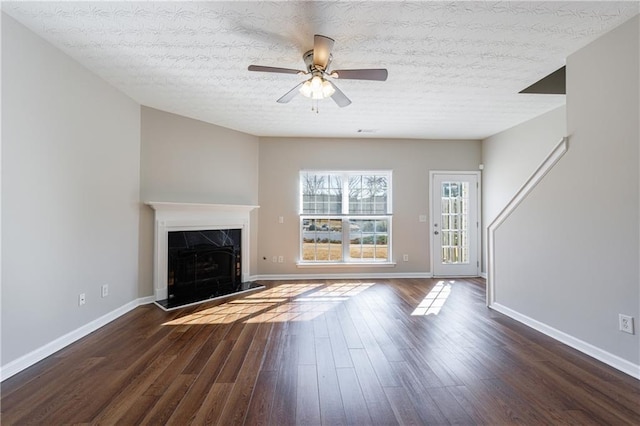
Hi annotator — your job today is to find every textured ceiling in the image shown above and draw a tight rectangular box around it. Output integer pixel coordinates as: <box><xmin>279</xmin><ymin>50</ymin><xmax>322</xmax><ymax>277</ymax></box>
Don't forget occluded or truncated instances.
<box><xmin>3</xmin><ymin>1</ymin><xmax>638</xmax><ymax>139</ymax></box>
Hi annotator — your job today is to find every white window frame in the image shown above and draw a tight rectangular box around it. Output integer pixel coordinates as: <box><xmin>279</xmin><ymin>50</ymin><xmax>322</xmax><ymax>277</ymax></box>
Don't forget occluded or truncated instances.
<box><xmin>298</xmin><ymin>170</ymin><xmax>394</xmax><ymax>266</ymax></box>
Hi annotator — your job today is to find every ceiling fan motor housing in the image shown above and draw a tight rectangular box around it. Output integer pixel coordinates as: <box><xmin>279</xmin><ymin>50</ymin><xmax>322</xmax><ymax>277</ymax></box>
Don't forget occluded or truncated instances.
<box><xmin>303</xmin><ymin>50</ymin><xmax>332</xmax><ymax>73</ymax></box>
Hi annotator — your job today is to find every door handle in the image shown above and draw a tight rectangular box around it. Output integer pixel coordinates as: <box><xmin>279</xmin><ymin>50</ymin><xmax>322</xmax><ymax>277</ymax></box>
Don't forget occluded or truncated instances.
<box><xmin>434</xmin><ymin>231</ymin><xmax>439</xmax><ymax>235</ymax></box>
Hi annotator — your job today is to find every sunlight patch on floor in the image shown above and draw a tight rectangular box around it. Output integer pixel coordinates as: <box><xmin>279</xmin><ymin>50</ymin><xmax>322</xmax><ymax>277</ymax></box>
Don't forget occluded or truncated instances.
<box><xmin>162</xmin><ymin>282</ymin><xmax>375</xmax><ymax>325</ymax></box>
<box><xmin>411</xmin><ymin>281</ymin><xmax>453</xmax><ymax>316</ymax></box>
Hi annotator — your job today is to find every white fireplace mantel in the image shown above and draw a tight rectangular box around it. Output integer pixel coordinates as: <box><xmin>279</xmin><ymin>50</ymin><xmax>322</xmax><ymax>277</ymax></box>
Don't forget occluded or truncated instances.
<box><xmin>146</xmin><ymin>201</ymin><xmax>259</xmax><ymax>215</ymax></box>
<box><xmin>146</xmin><ymin>201</ymin><xmax>259</xmax><ymax>301</ymax></box>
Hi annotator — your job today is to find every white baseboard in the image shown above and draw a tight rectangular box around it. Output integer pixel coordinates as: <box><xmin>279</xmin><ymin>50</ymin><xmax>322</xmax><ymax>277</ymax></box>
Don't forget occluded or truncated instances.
<box><xmin>138</xmin><ymin>296</ymin><xmax>156</xmax><ymax>305</ymax></box>
<box><xmin>490</xmin><ymin>302</ymin><xmax>640</xmax><ymax>380</ymax></box>
<box><xmin>1</xmin><ymin>296</ymin><xmax>155</xmax><ymax>382</ymax></box>
<box><xmin>480</xmin><ymin>272</ymin><xmax>488</xmax><ymax>279</ymax></box>
<box><xmin>250</xmin><ymin>272</ymin><xmax>433</xmax><ymax>281</ymax></box>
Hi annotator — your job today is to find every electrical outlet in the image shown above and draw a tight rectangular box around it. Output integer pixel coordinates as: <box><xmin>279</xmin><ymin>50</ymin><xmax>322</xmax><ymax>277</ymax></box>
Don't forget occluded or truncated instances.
<box><xmin>78</xmin><ymin>293</ymin><xmax>86</xmax><ymax>306</ymax></box>
<box><xmin>272</xmin><ymin>256</ymin><xmax>277</xmax><ymax>263</ymax></box>
<box><xmin>403</xmin><ymin>254</ymin><xmax>409</xmax><ymax>262</ymax></box>
<box><xmin>101</xmin><ymin>284</ymin><xmax>109</xmax><ymax>298</ymax></box>
<box><xmin>619</xmin><ymin>314</ymin><xmax>634</xmax><ymax>334</ymax></box>
<box><xmin>278</xmin><ymin>216</ymin><xmax>284</xmax><ymax>224</ymax></box>
<box><xmin>278</xmin><ymin>256</ymin><xmax>284</xmax><ymax>263</ymax></box>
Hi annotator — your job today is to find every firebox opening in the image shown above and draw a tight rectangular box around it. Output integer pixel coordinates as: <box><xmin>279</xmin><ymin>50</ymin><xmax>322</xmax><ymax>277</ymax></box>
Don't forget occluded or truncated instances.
<box><xmin>155</xmin><ymin>228</ymin><xmax>262</xmax><ymax>310</ymax></box>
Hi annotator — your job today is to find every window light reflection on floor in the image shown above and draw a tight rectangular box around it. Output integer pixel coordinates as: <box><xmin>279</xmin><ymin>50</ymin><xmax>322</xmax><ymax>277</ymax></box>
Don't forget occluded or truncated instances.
<box><xmin>162</xmin><ymin>282</ymin><xmax>375</xmax><ymax>326</ymax></box>
<box><xmin>411</xmin><ymin>281</ymin><xmax>453</xmax><ymax>316</ymax></box>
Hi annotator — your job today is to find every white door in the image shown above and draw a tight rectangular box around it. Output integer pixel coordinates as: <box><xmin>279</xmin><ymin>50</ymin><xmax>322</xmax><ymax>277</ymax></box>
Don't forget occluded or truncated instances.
<box><xmin>431</xmin><ymin>172</ymin><xmax>480</xmax><ymax>277</ymax></box>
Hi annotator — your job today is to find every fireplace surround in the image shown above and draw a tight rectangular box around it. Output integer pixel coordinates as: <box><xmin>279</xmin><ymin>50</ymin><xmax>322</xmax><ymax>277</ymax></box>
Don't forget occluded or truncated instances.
<box><xmin>146</xmin><ymin>202</ymin><xmax>261</xmax><ymax>310</ymax></box>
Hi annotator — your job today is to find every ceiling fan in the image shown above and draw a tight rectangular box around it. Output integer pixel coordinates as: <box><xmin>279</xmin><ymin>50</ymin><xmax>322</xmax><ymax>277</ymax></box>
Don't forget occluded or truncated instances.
<box><xmin>248</xmin><ymin>34</ymin><xmax>388</xmax><ymax>108</ymax></box>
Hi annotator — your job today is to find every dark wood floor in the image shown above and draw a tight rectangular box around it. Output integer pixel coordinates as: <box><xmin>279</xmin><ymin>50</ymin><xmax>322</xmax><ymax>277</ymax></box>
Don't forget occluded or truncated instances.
<box><xmin>2</xmin><ymin>278</ymin><xmax>639</xmax><ymax>425</ymax></box>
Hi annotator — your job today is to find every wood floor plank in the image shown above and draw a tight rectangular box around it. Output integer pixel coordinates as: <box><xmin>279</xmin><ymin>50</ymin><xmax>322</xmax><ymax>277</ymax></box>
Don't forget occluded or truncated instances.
<box><xmin>349</xmin><ymin>348</ymin><xmax>399</xmax><ymax>425</ymax></box>
<box><xmin>515</xmin><ymin>340</ymin><xmax>640</xmax><ymax>414</ymax></box>
<box><xmin>480</xmin><ymin>377</ymin><xmax>559</xmax><ymax>424</ymax></box>
<box><xmin>259</xmin><ymin>320</ymin><xmax>288</xmax><ymax>372</ymax></box>
<box><xmin>2</xmin><ymin>278</ymin><xmax>639</xmax><ymax>425</ymax></box>
<box><xmin>217</xmin><ymin>347</ymin><xmax>265</xmax><ymax>425</ymax></box>
<box><xmin>346</xmin><ymin>304</ymin><xmax>400</xmax><ymax>387</ymax></box>
<box><xmin>115</xmin><ymin>394</ymin><xmax>160</xmax><ymax>425</ymax></box>
<box><xmin>383</xmin><ymin>385</ymin><xmax>424</xmax><ymax>426</ymax></box>
<box><xmin>296</xmin><ymin>319</ymin><xmax>317</xmax><ymax>365</ymax></box>
<box><xmin>143</xmin><ymin>327</ymin><xmax>213</xmax><ymax>397</ymax></box>
<box><xmin>313</xmin><ymin>309</ymin><xmax>330</xmax><ymax>339</ymax></box>
<box><xmin>244</xmin><ymin>370</ymin><xmax>278</xmax><ymax>426</ymax></box>
<box><xmin>269</xmin><ymin>334</ymin><xmax>299</xmax><ymax>426</ymax></box>
<box><xmin>358</xmin><ymin>304</ymin><xmax>405</xmax><ymax>362</ymax></box>
<box><xmin>336</xmin><ymin>367</ymin><xmax>374</xmax><ymax>426</ymax></box>
<box><xmin>139</xmin><ymin>373</ymin><xmax>196</xmax><ymax>425</ymax></box>
<box><xmin>1</xmin><ymin>356</ymin><xmax>107</xmax><ymax>424</ymax></box>
<box><xmin>388</xmin><ymin>360</ymin><xmax>450</xmax><ymax>425</ymax></box>
<box><xmin>534</xmin><ymin>359</ymin><xmax>640</xmax><ymax>424</ymax></box>
<box><xmin>361</xmin><ymin>293</ymin><xmax>418</xmax><ymax>352</ymax></box>
<box><xmin>411</xmin><ymin>346</ymin><xmax>464</xmax><ymax>387</ymax></box>
<box><xmin>181</xmin><ymin>321</ymin><xmax>234</xmax><ymax>375</ymax></box>
<box><xmin>324</xmin><ymin>310</ymin><xmax>354</xmax><ymax>369</ymax></box>
<box><xmin>216</xmin><ymin>322</ymin><xmax>259</xmax><ymax>383</ymax></box>
<box><xmin>335</xmin><ymin>303</ymin><xmax>364</xmax><ymax>349</ymax></box>
<box><xmin>398</xmin><ymin>347</ymin><xmax>445</xmax><ymax>389</ymax></box>
<box><xmin>248</xmin><ymin>321</ymin><xmax>273</xmax><ymax>353</ymax></box>
<box><xmin>315</xmin><ymin>336</ymin><xmax>348</xmax><ymax>425</ymax></box>
<box><xmin>433</xmin><ymin>347</ymin><xmax>494</xmax><ymax>385</ymax></box>
<box><xmin>469</xmin><ymin>345</ymin><xmax>578</xmax><ymax>417</ymax></box>
<box><xmin>21</xmin><ymin>360</ymin><xmax>116</xmax><ymax>424</ymax></box>
<box><xmin>163</xmin><ymin>338</ymin><xmax>235</xmax><ymax>424</ymax></box>
<box><xmin>296</xmin><ymin>364</ymin><xmax>321</xmax><ymax>425</ymax></box>
<box><xmin>447</xmin><ymin>383</ymin><xmax>516</xmax><ymax>425</ymax></box>
<box><xmin>89</xmin><ymin>354</ymin><xmax>177</xmax><ymax>424</ymax></box>
<box><xmin>424</xmin><ymin>386</ymin><xmax>476</xmax><ymax>425</ymax></box>
<box><xmin>190</xmin><ymin>382</ymin><xmax>233</xmax><ymax>425</ymax></box>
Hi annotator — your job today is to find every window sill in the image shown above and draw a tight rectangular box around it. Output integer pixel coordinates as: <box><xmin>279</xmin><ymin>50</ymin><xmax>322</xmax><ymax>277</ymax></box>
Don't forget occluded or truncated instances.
<box><xmin>296</xmin><ymin>261</ymin><xmax>397</xmax><ymax>268</ymax></box>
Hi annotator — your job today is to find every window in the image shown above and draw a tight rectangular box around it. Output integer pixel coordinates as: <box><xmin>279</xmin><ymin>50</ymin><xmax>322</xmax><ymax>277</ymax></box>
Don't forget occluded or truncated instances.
<box><xmin>300</xmin><ymin>171</ymin><xmax>392</xmax><ymax>264</ymax></box>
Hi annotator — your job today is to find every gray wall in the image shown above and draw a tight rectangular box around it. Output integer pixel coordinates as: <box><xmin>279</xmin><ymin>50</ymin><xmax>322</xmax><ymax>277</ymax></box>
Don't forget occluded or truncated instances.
<box><xmin>138</xmin><ymin>107</ymin><xmax>260</xmax><ymax>296</ymax></box>
<box><xmin>490</xmin><ymin>15</ymin><xmax>639</xmax><ymax>366</ymax></box>
<box><xmin>482</xmin><ymin>106</ymin><xmax>567</xmax><ymax>272</ymax></box>
<box><xmin>257</xmin><ymin>137</ymin><xmax>481</xmax><ymax>276</ymax></box>
<box><xmin>137</xmin><ymin>113</ymin><xmax>481</xmax><ymax>286</ymax></box>
<box><xmin>2</xmin><ymin>15</ymin><xmax>141</xmax><ymax>365</ymax></box>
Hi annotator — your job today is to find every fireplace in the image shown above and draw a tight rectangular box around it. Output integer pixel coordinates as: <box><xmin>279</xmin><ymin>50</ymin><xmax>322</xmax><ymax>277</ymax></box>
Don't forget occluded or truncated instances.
<box><xmin>146</xmin><ymin>202</ymin><xmax>262</xmax><ymax>310</ymax></box>
<box><xmin>167</xmin><ymin>229</ymin><xmax>241</xmax><ymax>305</ymax></box>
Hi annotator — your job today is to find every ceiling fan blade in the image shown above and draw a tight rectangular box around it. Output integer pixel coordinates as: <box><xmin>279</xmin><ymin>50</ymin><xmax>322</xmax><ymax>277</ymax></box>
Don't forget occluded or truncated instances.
<box><xmin>313</xmin><ymin>35</ymin><xmax>335</xmax><ymax>70</ymax></box>
<box><xmin>277</xmin><ymin>82</ymin><xmax>304</xmax><ymax>103</ymax></box>
<box><xmin>327</xmin><ymin>81</ymin><xmax>351</xmax><ymax>108</ymax></box>
<box><xmin>331</xmin><ymin>69</ymin><xmax>388</xmax><ymax>81</ymax></box>
<box><xmin>248</xmin><ymin>65</ymin><xmax>305</xmax><ymax>75</ymax></box>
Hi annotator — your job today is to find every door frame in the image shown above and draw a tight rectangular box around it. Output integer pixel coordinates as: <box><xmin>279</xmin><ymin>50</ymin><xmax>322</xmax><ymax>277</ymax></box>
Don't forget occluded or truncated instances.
<box><xmin>429</xmin><ymin>170</ymin><xmax>482</xmax><ymax>277</ymax></box>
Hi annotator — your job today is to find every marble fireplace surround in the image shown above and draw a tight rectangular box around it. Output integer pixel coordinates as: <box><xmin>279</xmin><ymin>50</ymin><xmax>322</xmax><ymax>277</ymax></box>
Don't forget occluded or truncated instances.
<box><xmin>146</xmin><ymin>202</ymin><xmax>259</xmax><ymax>303</ymax></box>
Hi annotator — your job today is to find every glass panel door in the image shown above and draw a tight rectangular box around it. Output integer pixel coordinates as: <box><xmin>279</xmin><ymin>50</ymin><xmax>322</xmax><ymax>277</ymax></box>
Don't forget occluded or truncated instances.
<box><xmin>431</xmin><ymin>173</ymin><xmax>479</xmax><ymax>276</ymax></box>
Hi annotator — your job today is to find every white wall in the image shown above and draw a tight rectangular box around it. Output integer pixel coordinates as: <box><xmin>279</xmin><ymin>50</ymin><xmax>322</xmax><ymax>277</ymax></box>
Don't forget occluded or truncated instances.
<box><xmin>138</xmin><ymin>107</ymin><xmax>260</xmax><ymax>296</ymax></box>
<box><xmin>1</xmin><ymin>15</ymin><xmax>141</xmax><ymax>366</ymax></box>
<box><xmin>490</xmin><ymin>15</ymin><xmax>639</xmax><ymax>371</ymax></box>
<box><xmin>257</xmin><ymin>137</ymin><xmax>481</xmax><ymax>276</ymax></box>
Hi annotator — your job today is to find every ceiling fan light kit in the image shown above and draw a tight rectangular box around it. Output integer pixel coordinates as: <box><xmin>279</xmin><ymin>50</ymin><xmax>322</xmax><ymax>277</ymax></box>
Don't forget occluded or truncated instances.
<box><xmin>248</xmin><ymin>34</ymin><xmax>388</xmax><ymax>110</ymax></box>
<box><xmin>299</xmin><ymin>75</ymin><xmax>335</xmax><ymax>99</ymax></box>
